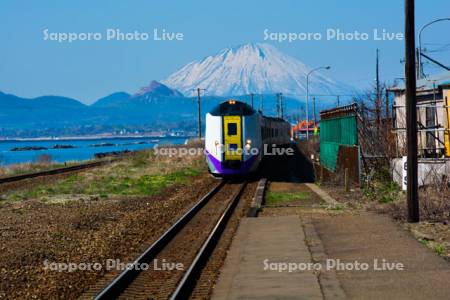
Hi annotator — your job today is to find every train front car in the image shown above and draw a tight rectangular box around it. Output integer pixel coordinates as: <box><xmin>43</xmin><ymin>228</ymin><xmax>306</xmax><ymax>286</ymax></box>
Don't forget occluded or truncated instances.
<box><xmin>205</xmin><ymin>100</ymin><xmax>262</xmax><ymax>177</ymax></box>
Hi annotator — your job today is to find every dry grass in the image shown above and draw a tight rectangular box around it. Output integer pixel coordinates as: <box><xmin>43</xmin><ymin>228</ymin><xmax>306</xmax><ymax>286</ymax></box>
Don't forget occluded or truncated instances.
<box><xmin>0</xmin><ymin>161</ymin><xmax>81</xmax><ymax>178</ymax></box>
<box><xmin>320</xmin><ymin>164</ymin><xmax>450</xmax><ymax>223</ymax></box>
<box><xmin>379</xmin><ymin>185</ymin><xmax>450</xmax><ymax>223</ymax></box>
<box><xmin>1</xmin><ymin>148</ymin><xmax>206</xmax><ymax>202</ymax></box>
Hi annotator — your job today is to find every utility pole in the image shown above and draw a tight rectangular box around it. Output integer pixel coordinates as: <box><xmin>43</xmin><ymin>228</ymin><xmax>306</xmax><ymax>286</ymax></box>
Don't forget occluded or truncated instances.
<box><xmin>385</xmin><ymin>89</ymin><xmax>390</xmax><ymax>119</ymax></box>
<box><xmin>313</xmin><ymin>96</ymin><xmax>317</xmax><ymax>126</ymax></box>
<box><xmin>276</xmin><ymin>93</ymin><xmax>282</xmax><ymax>118</ymax></box>
<box><xmin>337</xmin><ymin>95</ymin><xmax>340</xmax><ymax>107</ymax></box>
<box><xmin>250</xmin><ymin>93</ymin><xmax>254</xmax><ymax>108</ymax></box>
<box><xmin>376</xmin><ymin>49</ymin><xmax>380</xmax><ymax>101</ymax></box>
<box><xmin>280</xmin><ymin>93</ymin><xmax>284</xmax><ymax>119</ymax></box>
<box><xmin>278</xmin><ymin>93</ymin><xmax>281</xmax><ymax>118</ymax></box>
<box><xmin>275</xmin><ymin>93</ymin><xmax>279</xmax><ymax>117</ymax></box>
<box><xmin>415</xmin><ymin>48</ymin><xmax>421</xmax><ymax>79</ymax></box>
<box><xmin>260</xmin><ymin>95</ymin><xmax>264</xmax><ymax>112</ymax></box>
<box><xmin>405</xmin><ymin>0</ymin><xmax>419</xmax><ymax>222</ymax></box>
<box><xmin>376</xmin><ymin>49</ymin><xmax>382</xmax><ymax>126</ymax></box>
<box><xmin>195</xmin><ymin>88</ymin><xmax>206</xmax><ymax>140</ymax></box>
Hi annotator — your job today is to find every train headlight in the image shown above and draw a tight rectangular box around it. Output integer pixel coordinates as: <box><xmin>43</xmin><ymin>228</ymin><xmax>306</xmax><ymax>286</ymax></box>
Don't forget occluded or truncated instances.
<box><xmin>245</xmin><ymin>139</ymin><xmax>252</xmax><ymax>151</ymax></box>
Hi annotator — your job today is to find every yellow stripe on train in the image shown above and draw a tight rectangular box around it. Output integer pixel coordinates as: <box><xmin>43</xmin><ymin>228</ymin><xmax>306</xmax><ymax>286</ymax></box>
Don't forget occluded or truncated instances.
<box><xmin>223</xmin><ymin>115</ymin><xmax>242</xmax><ymax>161</ymax></box>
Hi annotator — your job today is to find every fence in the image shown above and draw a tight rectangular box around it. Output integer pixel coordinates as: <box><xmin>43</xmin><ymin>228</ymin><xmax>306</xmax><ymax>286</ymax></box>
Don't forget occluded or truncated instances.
<box><xmin>320</xmin><ymin>104</ymin><xmax>358</xmax><ymax>172</ymax></box>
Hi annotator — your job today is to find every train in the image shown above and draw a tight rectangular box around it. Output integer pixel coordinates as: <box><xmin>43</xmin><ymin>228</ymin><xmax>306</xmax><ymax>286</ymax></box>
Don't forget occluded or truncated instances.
<box><xmin>205</xmin><ymin>100</ymin><xmax>291</xmax><ymax>176</ymax></box>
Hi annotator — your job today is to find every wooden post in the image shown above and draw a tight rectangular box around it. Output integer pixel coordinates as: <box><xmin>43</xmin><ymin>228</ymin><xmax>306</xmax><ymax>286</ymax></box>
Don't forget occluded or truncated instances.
<box><xmin>321</xmin><ymin>165</ymin><xmax>324</xmax><ymax>183</ymax></box>
<box><xmin>344</xmin><ymin>168</ymin><xmax>350</xmax><ymax>192</ymax></box>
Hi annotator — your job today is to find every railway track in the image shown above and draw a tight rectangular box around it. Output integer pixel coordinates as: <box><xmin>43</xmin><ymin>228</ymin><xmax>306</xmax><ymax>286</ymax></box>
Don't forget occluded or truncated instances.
<box><xmin>0</xmin><ymin>159</ymin><xmax>113</xmax><ymax>185</ymax></box>
<box><xmin>92</xmin><ymin>180</ymin><xmax>248</xmax><ymax>300</ymax></box>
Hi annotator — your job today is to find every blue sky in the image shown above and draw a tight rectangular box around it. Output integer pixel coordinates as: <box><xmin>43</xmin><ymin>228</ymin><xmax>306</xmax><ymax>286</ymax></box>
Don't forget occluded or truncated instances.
<box><xmin>1</xmin><ymin>0</ymin><xmax>449</xmax><ymax>104</ymax></box>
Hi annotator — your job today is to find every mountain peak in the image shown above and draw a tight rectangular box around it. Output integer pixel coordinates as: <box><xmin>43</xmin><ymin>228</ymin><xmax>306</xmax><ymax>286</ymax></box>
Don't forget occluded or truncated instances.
<box><xmin>229</xmin><ymin>42</ymin><xmax>275</xmax><ymax>51</ymax></box>
<box><xmin>135</xmin><ymin>80</ymin><xmax>183</xmax><ymax>97</ymax></box>
<box><xmin>162</xmin><ymin>43</ymin><xmax>354</xmax><ymax>98</ymax></box>
<box><xmin>220</xmin><ymin>43</ymin><xmax>274</xmax><ymax>60</ymax></box>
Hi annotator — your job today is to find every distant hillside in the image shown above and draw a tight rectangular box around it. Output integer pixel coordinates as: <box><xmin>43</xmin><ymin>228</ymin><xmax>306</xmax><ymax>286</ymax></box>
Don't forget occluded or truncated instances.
<box><xmin>92</xmin><ymin>92</ymin><xmax>132</xmax><ymax>108</ymax></box>
<box><xmin>0</xmin><ymin>91</ymin><xmax>89</xmax><ymax>128</ymax></box>
<box><xmin>1</xmin><ymin>42</ymin><xmax>361</xmax><ymax>138</ymax></box>
<box><xmin>134</xmin><ymin>80</ymin><xmax>184</xmax><ymax>98</ymax></box>
<box><xmin>0</xmin><ymin>79</ymin><xmax>331</xmax><ymax>137</ymax></box>
<box><xmin>0</xmin><ymin>84</ymin><xmax>214</xmax><ymax>137</ymax></box>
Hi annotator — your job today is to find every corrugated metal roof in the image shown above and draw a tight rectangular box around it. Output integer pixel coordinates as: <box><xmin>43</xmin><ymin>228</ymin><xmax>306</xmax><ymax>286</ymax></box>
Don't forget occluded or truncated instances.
<box><xmin>393</xmin><ymin>72</ymin><xmax>450</xmax><ymax>91</ymax></box>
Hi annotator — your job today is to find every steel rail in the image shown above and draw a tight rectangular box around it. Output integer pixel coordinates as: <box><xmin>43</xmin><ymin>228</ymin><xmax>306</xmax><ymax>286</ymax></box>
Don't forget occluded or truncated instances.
<box><xmin>0</xmin><ymin>160</ymin><xmax>112</xmax><ymax>184</ymax></box>
<box><xmin>170</xmin><ymin>181</ymin><xmax>247</xmax><ymax>299</ymax></box>
<box><xmin>94</xmin><ymin>180</ymin><xmax>226</xmax><ymax>300</ymax></box>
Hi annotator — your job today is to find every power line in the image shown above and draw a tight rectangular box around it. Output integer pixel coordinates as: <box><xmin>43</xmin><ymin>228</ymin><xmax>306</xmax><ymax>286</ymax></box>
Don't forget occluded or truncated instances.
<box><xmin>420</xmin><ymin>52</ymin><xmax>450</xmax><ymax>71</ymax></box>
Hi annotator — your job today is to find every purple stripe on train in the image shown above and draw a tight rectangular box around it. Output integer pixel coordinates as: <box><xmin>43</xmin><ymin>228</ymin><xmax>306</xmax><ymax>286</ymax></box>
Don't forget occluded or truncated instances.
<box><xmin>205</xmin><ymin>150</ymin><xmax>259</xmax><ymax>175</ymax></box>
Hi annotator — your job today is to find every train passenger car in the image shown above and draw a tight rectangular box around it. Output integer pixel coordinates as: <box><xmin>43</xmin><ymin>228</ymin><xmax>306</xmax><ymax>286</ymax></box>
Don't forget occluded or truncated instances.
<box><xmin>205</xmin><ymin>100</ymin><xmax>291</xmax><ymax>176</ymax></box>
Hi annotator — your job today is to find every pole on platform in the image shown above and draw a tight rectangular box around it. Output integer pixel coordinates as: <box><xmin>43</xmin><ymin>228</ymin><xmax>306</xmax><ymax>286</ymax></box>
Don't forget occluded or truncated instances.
<box><xmin>405</xmin><ymin>0</ymin><xmax>419</xmax><ymax>222</ymax></box>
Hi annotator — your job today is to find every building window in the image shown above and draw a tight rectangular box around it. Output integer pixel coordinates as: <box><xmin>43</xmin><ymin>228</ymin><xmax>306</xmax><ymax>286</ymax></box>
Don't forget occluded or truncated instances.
<box><xmin>426</xmin><ymin>106</ymin><xmax>436</xmax><ymax>153</ymax></box>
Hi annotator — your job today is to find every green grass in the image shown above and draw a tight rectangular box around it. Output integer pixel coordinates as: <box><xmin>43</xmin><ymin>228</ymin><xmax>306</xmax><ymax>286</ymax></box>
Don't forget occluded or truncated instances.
<box><xmin>7</xmin><ymin>166</ymin><xmax>202</xmax><ymax>201</ymax></box>
<box><xmin>364</xmin><ymin>180</ymin><xmax>400</xmax><ymax>204</ymax></box>
<box><xmin>129</xmin><ymin>150</ymin><xmax>155</xmax><ymax>168</ymax></box>
<box><xmin>2</xmin><ymin>148</ymin><xmax>207</xmax><ymax>203</ymax></box>
<box><xmin>265</xmin><ymin>191</ymin><xmax>309</xmax><ymax>205</ymax></box>
<box><xmin>434</xmin><ymin>244</ymin><xmax>446</xmax><ymax>256</ymax></box>
<box><xmin>328</xmin><ymin>204</ymin><xmax>345</xmax><ymax>211</ymax></box>
<box><xmin>419</xmin><ymin>240</ymin><xmax>446</xmax><ymax>256</ymax></box>
<box><xmin>0</xmin><ymin>162</ymin><xmax>73</xmax><ymax>178</ymax></box>
<box><xmin>419</xmin><ymin>239</ymin><xmax>430</xmax><ymax>246</ymax></box>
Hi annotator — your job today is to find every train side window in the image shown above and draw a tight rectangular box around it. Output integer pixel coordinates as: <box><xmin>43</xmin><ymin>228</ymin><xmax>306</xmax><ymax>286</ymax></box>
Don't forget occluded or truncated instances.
<box><xmin>228</xmin><ymin>123</ymin><xmax>237</xmax><ymax>135</ymax></box>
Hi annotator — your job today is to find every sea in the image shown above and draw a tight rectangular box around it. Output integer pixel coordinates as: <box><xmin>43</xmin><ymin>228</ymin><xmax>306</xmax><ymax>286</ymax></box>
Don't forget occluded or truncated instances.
<box><xmin>0</xmin><ymin>136</ymin><xmax>188</xmax><ymax>166</ymax></box>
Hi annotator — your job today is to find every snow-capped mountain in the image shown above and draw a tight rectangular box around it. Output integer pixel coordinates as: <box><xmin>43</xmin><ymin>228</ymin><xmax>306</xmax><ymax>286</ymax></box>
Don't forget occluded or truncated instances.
<box><xmin>162</xmin><ymin>43</ymin><xmax>354</xmax><ymax>98</ymax></box>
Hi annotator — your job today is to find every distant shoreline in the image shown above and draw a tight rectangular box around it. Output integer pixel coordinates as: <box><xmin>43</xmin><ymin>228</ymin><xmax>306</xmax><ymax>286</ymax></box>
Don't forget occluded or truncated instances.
<box><xmin>0</xmin><ymin>135</ymin><xmax>194</xmax><ymax>142</ymax></box>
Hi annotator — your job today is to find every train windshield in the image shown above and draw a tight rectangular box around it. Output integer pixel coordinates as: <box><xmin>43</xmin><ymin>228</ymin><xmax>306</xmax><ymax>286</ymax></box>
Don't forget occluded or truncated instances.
<box><xmin>209</xmin><ymin>100</ymin><xmax>256</xmax><ymax>116</ymax></box>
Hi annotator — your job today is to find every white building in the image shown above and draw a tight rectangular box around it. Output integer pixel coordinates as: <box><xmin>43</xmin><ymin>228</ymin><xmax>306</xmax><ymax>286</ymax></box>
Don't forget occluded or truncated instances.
<box><xmin>391</xmin><ymin>72</ymin><xmax>450</xmax><ymax>158</ymax></box>
<box><xmin>390</xmin><ymin>72</ymin><xmax>450</xmax><ymax>187</ymax></box>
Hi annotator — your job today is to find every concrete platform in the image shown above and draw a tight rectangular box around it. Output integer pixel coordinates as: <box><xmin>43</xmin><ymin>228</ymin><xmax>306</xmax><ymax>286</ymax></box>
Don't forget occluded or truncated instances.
<box><xmin>211</xmin><ymin>216</ymin><xmax>323</xmax><ymax>300</ymax></box>
<box><xmin>212</xmin><ymin>182</ymin><xmax>450</xmax><ymax>299</ymax></box>
<box><xmin>312</xmin><ymin>212</ymin><xmax>450</xmax><ymax>300</ymax></box>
